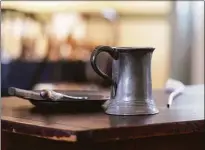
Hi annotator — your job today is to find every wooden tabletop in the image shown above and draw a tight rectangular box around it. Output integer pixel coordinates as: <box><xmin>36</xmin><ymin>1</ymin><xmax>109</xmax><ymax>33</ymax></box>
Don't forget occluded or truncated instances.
<box><xmin>1</xmin><ymin>89</ymin><xmax>204</xmax><ymax>143</ymax></box>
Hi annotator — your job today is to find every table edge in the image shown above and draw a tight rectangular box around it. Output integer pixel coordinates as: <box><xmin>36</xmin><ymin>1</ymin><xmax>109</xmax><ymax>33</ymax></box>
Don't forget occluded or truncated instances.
<box><xmin>2</xmin><ymin>118</ymin><xmax>204</xmax><ymax>142</ymax></box>
<box><xmin>76</xmin><ymin>119</ymin><xmax>205</xmax><ymax>142</ymax></box>
<box><xmin>1</xmin><ymin>119</ymin><xmax>77</xmax><ymax>142</ymax></box>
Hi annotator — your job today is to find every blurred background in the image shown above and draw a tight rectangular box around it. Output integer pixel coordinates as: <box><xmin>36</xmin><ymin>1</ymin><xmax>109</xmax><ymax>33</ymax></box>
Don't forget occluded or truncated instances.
<box><xmin>1</xmin><ymin>1</ymin><xmax>204</xmax><ymax>96</ymax></box>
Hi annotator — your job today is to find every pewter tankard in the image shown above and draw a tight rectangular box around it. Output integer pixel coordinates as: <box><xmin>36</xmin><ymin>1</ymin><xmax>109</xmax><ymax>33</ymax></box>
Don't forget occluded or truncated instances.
<box><xmin>90</xmin><ymin>46</ymin><xmax>159</xmax><ymax>115</ymax></box>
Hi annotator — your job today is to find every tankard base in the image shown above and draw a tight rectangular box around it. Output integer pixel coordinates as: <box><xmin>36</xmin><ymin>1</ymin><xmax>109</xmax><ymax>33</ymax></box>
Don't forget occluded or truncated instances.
<box><xmin>104</xmin><ymin>100</ymin><xmax>159</xmax><ymax>116</ymax></box>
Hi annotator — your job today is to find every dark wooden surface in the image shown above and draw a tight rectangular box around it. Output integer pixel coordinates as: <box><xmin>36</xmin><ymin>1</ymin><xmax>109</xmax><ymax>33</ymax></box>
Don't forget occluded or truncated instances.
<box><xmin>1</xmin><ymin>89</ymin><xmax>204</xmax><ymax>144</ymax></box>
<box><xmin>1</xmin><ymin>89</ymin><xmax>205</xmax><ymax>150</ymax></box>
<box><xmin>2</xmin><ymin>131</ymin><xmax>205</xmax><ymax>150</ymax></box>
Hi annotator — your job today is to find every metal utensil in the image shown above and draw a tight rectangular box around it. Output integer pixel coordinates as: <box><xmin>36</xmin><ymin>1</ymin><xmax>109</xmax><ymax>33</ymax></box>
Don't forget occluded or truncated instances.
<box><xmin>8</xmin><ymin>87</ymin><xmax>88</xmax><ymax>101</ymax></box>
<box><xmin>40</xmin><ymin>90</ymin><xmax>88</xmax><ymax>101</ymax></box>
<box><xmin>8</xmin><ymin>87</ymin><xmax>43</xmax><ymax>100</ymax></box>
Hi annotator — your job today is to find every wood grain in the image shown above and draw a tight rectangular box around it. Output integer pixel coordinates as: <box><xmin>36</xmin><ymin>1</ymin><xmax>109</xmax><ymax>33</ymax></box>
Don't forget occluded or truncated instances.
<box><xmin>2</xmin><ymin>131</ymin><xmax>205</xmax><ymax>150</ymax></box>
<box><xmin>1</xmin><ymin>90</ymin><xmax>204</xmax><ymax>142</ymax></box>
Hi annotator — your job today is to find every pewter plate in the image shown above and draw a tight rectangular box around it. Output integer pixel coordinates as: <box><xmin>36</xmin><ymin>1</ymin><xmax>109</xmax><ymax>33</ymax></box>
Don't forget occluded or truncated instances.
<box><xmin>26</xmin><ymin>90</ymin><xmax>109</xmax><ymax>112</ymax></box>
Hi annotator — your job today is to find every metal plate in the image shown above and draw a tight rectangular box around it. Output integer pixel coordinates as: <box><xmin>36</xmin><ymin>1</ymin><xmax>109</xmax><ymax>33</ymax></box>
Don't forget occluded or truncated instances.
<box><xmin>27</xmin><ymin>90</ymin><xmax>109</xmax><ymax>111</ymax></box>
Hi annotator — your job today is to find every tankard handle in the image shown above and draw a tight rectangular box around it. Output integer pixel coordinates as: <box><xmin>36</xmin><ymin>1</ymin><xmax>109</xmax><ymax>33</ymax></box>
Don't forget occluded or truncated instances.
<box><xmin>90</xmin><ymin>46</ymin><xmax>118</xmax><ymax>85</ymax></box>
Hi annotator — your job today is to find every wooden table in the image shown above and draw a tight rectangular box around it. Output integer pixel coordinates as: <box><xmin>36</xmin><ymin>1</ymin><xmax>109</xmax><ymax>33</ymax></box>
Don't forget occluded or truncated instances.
<box><xmin>1</xmin><ymin>90</ymin><xmax>204</xmax><ymax>150</ymax></box>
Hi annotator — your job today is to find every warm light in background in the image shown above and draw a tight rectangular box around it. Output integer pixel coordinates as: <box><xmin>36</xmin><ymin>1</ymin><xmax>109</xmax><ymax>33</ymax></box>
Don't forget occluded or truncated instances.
<box><xmin>50</xmin><ymin>13</ymin><xmax>77</xmax><ymax>40</ymax></box>
<box><xmin>1</xmin><ymin>1</ymin><xmax>89</xmax><ymax>13</ymax></box>
<box><xmin>2</xmin><ymin>1</ymin><xmax>171</xmax><ymax>14</ymax></box>
<box><xmin>2</xmin><ymin>1</ymin><xmax>203</xmax><ymax>88</ymax></box>
<box><xmin>47</xmin><ymin>13</ymin><xmax>86</xmax><ymax>40</ymax></box>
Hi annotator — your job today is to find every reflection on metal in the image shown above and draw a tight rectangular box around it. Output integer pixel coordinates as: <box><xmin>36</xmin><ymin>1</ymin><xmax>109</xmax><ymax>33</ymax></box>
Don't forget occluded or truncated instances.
<box><xmin>91</xmin><ymin>46</ymin><xmax>159</xmax><ymax>115</ymax></box>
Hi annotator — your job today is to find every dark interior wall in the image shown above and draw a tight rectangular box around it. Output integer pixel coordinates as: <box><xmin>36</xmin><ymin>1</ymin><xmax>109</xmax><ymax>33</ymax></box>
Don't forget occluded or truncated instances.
<box><xmin>1</xmin><ymin>60</ymin><xmax>87</xmax><ymax>90</ymax></box>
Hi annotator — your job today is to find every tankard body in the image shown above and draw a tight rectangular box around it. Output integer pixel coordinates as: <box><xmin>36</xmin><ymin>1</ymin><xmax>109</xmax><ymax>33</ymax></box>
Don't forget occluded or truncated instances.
<box><xmin>90</xmin><ymin>46</ymin><xmax>159</xmax><ymax>115</ymax></box>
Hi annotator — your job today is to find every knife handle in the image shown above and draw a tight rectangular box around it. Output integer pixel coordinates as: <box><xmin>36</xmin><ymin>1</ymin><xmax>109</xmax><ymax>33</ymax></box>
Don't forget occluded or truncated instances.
<box><xmin>8</xmin><ymin>87</ymin><xmax>41</xmax><ymax>99</ymax></box>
